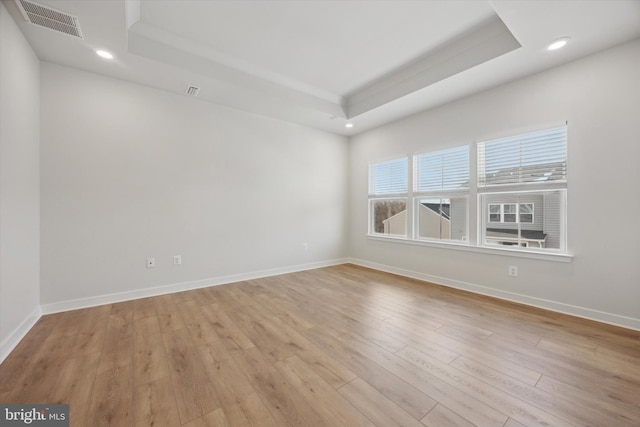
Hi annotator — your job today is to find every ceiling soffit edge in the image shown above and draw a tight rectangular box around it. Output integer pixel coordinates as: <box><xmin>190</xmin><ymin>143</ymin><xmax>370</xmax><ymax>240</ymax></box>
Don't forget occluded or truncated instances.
<box><xmin>124</xmin><ymin>2</ymin><xmax>520</xmax><ymax>122</ymax></box>
<box><xmin>345</xmin><ymin>14</ymin><xmax>521</xmax><ymax>118</ymax></box>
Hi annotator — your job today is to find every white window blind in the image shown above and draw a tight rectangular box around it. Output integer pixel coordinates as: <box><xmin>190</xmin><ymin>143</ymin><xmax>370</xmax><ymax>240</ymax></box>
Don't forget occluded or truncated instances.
<box><xmin>369</xmin><ymin>157</ymin><xmax>408</xmax><ymax>195</ymax></box>
<box><xmin>478</xmin><ymin>126</ymin><xmax>567</xmax><ymax>187</ymax></box>
<box><xmin>414</xmin><ymin>145</ymin><xmax>469</xmax><ymax>192</ymax></box>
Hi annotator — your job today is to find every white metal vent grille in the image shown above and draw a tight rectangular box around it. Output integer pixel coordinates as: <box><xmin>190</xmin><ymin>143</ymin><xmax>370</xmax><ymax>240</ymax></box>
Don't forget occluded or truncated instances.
<box><xmin>15</xmin><ymin>0</ymin><xmax>83</xmax><ymax>39</ymax></box>
<box><xmin>185</xmin><ymin>86</ymin><xmax>200</xmax><ymax>97</ymax></box>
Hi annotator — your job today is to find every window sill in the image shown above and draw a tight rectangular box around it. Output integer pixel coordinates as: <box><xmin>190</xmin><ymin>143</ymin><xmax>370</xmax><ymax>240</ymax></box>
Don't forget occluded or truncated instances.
<box><xmin>366</xmin><ymin>235</ymin><xmax>573</xmax><ymax>263</ymax></box>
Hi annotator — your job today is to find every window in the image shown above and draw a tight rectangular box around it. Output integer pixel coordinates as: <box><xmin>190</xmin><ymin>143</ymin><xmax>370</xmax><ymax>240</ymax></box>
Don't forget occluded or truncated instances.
<box><xmin>416</xmin><ymin>197</ymin><xmax>468</xmax><ymax>241</ymax></box>
<box><xmin>503</xmin><ymin>203</ymin><xmax>517</xmax><ymax>223</ymax></box>
<box><xmin>478</xmin><ymin>125</ymin><xmax>567</xmax><ymax>252</ymax></box>
<box><xmin>489</xmin><ymin>204</ymin><xmax>501</xmax><ymax>222</ymax></box>
<box><xmin>481</xmin><ymin>190</ymin><xmax>565</xmax><ymax>249</ymax></box>
<box><xmin>414</xmin><ymin>145</ymin><xmax>469</xmax><ymax>193</ymax></box>
<box><xmin>488</xmin><ymin>203</ymin><xmax>533</xmax><ymax>223</ymax></box>
<box><xmin>478</xmin><ymin>126</ymin><xmax>567</xmax><ymax>187</ymax></box>
<box><xmin>366</xmin><ymin>124</ymin><xmax>568</xmax><ymax>256</ymax></box>
<box><xmin>368</xmin><ymin>157</ymin><xmax>408</xmax><ymax>196</ymax></box>
<box><xmin>368</xmin><ymin>157</ymin><xmax>408</xmax><ymax>237</ymax></box>
<box><xmin>413</xmin><ymin>146</ymin><xmax>469</xmax><ymax>242</ymax></box>
<box><xmin>519</xmin><ymin>203</ymin><xmax>534</xmax><ymax>223</ymax></box>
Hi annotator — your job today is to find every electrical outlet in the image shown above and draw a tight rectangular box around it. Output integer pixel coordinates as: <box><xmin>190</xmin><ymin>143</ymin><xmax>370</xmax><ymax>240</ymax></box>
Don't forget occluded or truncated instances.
<box><xmin>147</xmin><ymin>257</ymin><xmax>156</xmax><ymax>268</ymax></box>
<box><xmin>303</xmin><ymin>242</ymin><xmax>308</xmax><ymax>251</ymax></box>
<box><xmin>508</xmin><ymin>265</ymin><xmax>518</xmax><ymax>277</ymax></box>
<box><xmin>173</xmin><ymin>255</ymin><xmax>182</xmax><ymax>265</ymax></box>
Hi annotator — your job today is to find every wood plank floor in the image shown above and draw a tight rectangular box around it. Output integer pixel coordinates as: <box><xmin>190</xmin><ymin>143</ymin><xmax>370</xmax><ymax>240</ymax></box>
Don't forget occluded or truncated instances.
<box><xmin>1</xmin><ymin>264</ymin><xmax>639</xmax><ymax>426</ymax></box>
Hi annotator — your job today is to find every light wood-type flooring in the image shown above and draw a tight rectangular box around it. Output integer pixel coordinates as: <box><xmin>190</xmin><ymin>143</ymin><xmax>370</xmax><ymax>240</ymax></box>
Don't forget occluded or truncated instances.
<box><xmin>1</xmin><ymin>264</ymin><xmax>639</xmax><ymax>426</ymax></box>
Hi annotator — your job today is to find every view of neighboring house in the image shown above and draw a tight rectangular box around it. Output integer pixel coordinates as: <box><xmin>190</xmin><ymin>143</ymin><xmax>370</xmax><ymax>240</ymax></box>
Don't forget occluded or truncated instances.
<box><xmin>483</xmin><ymin>191</ymin><xmax>562</xmax><ymax>249</ymax></box>
<box><xmin>480</xmin><ymin>161</ymin><xmax>566</xmax><ymax>186</ymax></box>
<box><xmin>383</xmin><ymin>209</ymin><xmax>409</xmax><ymax>235</ymax></box>
<box><xmin>379</xmin><ymin>193</ymin><xmax>560</xmax><ymax>249</ymax></box>
<box><xmin>486</xmin><ymin>228</ymin><xmax>547</xmax><ymax>248</ymax></box>
<box><xmin>382</xmin><ymin>203</ymin><xmax>453</xmax><ymax>240</ymax></box>
<box><xmin>420</xmin><ymin>203</ymin><xmax>451</xmax><ymax>239</ymax></box>
<box><xmin>481</xmin><ymin>162</ymin><xmax>564</xmax><ymax>249</ymax></box>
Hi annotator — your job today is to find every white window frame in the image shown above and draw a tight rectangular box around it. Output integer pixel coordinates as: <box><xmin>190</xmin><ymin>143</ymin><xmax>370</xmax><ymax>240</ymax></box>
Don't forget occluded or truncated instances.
<box><xmin>368</xmin><ymin>157</ymin><xmax>409</xmax><ymax>238</ymax></box>
<box><xmin>503</xmin><ymin>203</ymin><xmax>517</xmax><ymax>223</ymax></box>
<box><xmin>413</xmin><ymin>195</ymin><xmax>469</xmax><ymax>243</ymax></box>
<box><xmin>519</xmin><ymin>203</ymin><xmax>534</xmax><ymax>223</ymax></box>
<box><xmin>477</xmin><ymin>125</ymin><xmax>567</xmax><ymax>254</ymax></box>
<box><xmin>488</xmin><ymin>204</ymin><xmax>501</xmax><ymax>223</ymax></box>
<box><xmin>488</xmin><ymin>203</ymin><xmax>534</xmax><ymax>224</ymax></box>
<box><xmin>365</xmin><ymin>124</ymin><xmax>570</xmax><ymax>261</ymax></box>
<box><xmin>369</xmin><ymin>197</ymin><xmax>408</xmax><ymax>237</ymax></box>
<box><xmin>479</xmin><ymin>189</ymin><xmax>566</xmax><ymax>252</ymax></box>
<box><xmin>411</xmin><ymin>145</ymin><xmax>470</xmax><ymax>244</ymax></box>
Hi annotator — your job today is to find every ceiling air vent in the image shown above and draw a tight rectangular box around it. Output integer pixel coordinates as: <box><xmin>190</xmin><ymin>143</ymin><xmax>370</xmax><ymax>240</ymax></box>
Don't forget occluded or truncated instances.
<box><xmin>15</xmin><ymin>0</ymin><xmax>83</xmax><ymax>39</ymax></box>
<box><xmin>185</xmin><ymin>85</ymin><xmax>200</xmax><ymax>97</ymax></box>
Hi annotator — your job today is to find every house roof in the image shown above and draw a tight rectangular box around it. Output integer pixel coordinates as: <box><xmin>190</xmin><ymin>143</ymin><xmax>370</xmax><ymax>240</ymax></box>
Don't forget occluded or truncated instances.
<box><xmin>486</xmin><ymin>228</ymin><xmax>547</xmax><ymax>241</ymax></box>
<box><xmin>421</xmin><ymin>203</ymin><xmax>450</xmax><ymax>220</ymax></box>
<box><xmin>483</xmin><ymin>162</ymin><xmax>566</xmax><ymax>186</ymax></box>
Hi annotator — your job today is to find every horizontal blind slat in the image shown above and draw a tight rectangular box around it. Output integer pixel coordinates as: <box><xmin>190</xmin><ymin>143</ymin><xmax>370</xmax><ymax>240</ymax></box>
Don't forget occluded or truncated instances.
<box><xmin>369</xmin><ymin>157</ymin><xmax>408</xmax><ymax>195</ymax></box>
<box><xmin>414</xmin><ymin>145</ymin><xmax>469</xmax><ymax>192</ymax></box>
<box><xmin>478</xmin><ymin>126</ymin><xmax>567</xmax><ymax>187</ymax></box>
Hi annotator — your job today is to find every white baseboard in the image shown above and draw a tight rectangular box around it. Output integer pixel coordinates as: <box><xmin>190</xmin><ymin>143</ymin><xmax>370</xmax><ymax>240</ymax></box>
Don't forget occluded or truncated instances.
<box><xmin>3</xmin><ymin>259</ymin><xmax>345</xmax><ymax>363</ymax></box>
<box><xmin>347</xmin><ymin>258</ymin><xmax>640</xmax><ymax>332</ymax></box>
<box><xmin>0</xmin><ymin>306</ymin><xmax>42</xmax><ymax>364</ymax></box>
<box><xmin>5</xmin><ymin>255</ymin><xmax>636</xmax><ymax>365</ymax></box>
<box><xmin>40</xmin><ymin>258</ymin><xmax>349</xmax><ymax>315</ymax></box>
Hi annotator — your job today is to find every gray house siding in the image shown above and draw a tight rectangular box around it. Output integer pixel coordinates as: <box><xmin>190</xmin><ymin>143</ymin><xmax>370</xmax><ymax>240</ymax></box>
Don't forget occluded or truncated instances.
<box><xmin>483</xmin><ymin>192</ymin><xmax>565</xmax><ymax>249</ymax></box>
<box><xmin>450</xmin><ymin>197</ymin><xmax>467</xmax><ymax>241</ymax></box>
<box><xmin>484</xmin><ymin>194</ymin><xmax>543</xmax><ymax>231</ymax></box>
<box><xmin>543</xmin><ymin>191</ymin><xmax>562</xmax><ymax>249</ymax></box>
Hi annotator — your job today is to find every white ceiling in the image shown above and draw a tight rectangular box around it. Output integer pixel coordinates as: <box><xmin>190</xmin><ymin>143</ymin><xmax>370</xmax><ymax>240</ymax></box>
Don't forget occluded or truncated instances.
<box><xmin>138</xmin><ymin>1</ymin><xmax>497</xmax><ymax>96</ymax></box>
<box><xmin>4</xmin><ymin>0</ymin><xmax>640</xmax><ymax>136</ymax></box>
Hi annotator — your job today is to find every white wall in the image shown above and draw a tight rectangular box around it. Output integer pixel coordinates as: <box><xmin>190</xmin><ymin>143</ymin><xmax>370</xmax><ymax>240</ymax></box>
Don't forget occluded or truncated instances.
<box><xmin>40</xmin><ymin>63</ymin><xmax>348</xmax><ymax>306</ymax></box>
<box><xmin>349</xmin><ymin>39</ymin><xmax>640</xmax><ymax>328</ymax></box>
<box><xmin>0</xmin><ymin>1</ymin><xmax>41</xmax><ymax>356</ymax></box>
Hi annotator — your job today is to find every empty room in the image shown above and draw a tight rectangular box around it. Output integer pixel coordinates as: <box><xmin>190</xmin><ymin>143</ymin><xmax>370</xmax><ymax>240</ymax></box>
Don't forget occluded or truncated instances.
<box><xmin>1</xmin><ymin>0</ymin><xmax>639</xmax><ymax>426</ymax></box>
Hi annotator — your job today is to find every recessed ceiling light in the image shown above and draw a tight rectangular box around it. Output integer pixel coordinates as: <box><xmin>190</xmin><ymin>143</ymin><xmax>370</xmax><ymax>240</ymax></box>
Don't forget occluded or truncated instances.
<box><xmin>96</xmin><ymin>50</ymin><xmax>114</xmax><ymax>59</ymax></box>
<box><xmin>345</xmin><ymin>123</ymin><xmax>354</xmax><ymax>128</ymax></box>
<box><xmin>547</xmin><ymin>37</ymin><xmax>570</xmax><ymax>51</ymax></box>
